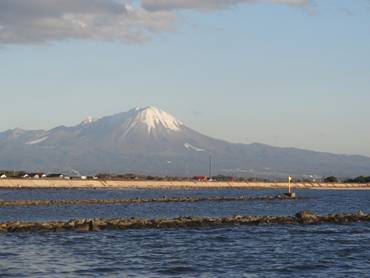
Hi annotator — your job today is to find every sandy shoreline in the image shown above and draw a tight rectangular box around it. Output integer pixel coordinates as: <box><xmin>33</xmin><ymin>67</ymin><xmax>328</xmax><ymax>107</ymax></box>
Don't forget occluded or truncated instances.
<box><xmin>0</xmin><ymin>179</ymin><xmax>369</xmax><ymax>189</ymax></box>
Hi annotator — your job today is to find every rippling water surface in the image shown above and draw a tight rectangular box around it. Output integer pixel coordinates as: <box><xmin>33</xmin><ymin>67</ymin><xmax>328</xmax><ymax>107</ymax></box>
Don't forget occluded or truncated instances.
<box><xmin>0</xmin><ymin>188</ymin><xmax>370</xmax><ymax>277</ymax></box>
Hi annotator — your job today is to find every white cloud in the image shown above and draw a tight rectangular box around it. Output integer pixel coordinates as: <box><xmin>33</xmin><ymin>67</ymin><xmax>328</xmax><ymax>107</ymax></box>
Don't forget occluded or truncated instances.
<box><xmin>141</xmin><ymin>0</ymin><xmax>309</xmax><ymax>11</ymax></box>
<box><xmin>0</xmin><ymin>0</ymin><xmax>176</xmax><ymax>44</ymax></box>
<box><xmin>0</xmin><ymin>0</ymin><xmax>310</xmax><ymax>45</ymax></box>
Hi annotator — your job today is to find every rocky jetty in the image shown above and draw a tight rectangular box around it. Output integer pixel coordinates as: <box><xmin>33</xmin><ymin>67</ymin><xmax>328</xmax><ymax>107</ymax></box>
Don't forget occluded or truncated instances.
<box><xmin>0</xmin><ymin>195</ymin><xmax>300</xmax><ymax>207</ymax></box>
<box><xmin>0</xmin><ymin>211</ymin><xmax>369</xmax><ymax>233</ymax></box>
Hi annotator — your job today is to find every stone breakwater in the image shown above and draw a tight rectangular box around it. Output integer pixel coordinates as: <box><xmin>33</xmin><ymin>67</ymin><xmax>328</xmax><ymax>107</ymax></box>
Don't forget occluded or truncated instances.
<box><xmin>0</xmin><ymin>211</ymin><xmax>369</xmax><ymax>233</ymax></box>
<box><xmin>0</xmin><ymin>195</ymin><xmax>300</xmax><ymax>207</ymax></box>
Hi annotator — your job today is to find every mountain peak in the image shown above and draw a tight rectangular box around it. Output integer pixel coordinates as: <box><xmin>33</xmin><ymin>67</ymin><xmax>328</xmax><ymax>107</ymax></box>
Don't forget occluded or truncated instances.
<box><xmin>130</xmin><ymin>106</ymin><xmax>183</xmax><ymax>132</ymax></box>
<box><xmin>5</xmin><ymin>128</ymin><xmax>26</xmax><ymax>138</ymax></box>
<box><xmin>2</xmin><ymin>106</ymin><xmax>370</xmax><ymax>177</ymax></box>
<box><xmin>80</xmin><ymin>116</ymin><xmax>97</xmax><ymax>125</ymax></box>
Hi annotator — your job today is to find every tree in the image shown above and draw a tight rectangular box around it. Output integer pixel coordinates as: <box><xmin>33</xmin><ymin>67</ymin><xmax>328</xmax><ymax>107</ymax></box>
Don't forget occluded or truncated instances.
<box><xmin>323</xmin><ymin>176</ymin><xmax>339</xmax><ymax>183</ymax></box>
<box><xmin>345</xmin><ymin>176</ymin><xmax>370</xmax><ymax>183</ymax></box>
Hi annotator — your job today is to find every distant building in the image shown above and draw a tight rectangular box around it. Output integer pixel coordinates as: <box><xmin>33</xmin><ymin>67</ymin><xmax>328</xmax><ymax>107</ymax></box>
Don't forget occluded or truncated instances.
<box><xmin>193</xmin><ymin>176</ymin><xmax>208</xmax><ymax>182</ymax></box>
<box><xmin>47</xmin><ymin>173</ymin><xmax>64</xmax><ymax>179</ymax></box>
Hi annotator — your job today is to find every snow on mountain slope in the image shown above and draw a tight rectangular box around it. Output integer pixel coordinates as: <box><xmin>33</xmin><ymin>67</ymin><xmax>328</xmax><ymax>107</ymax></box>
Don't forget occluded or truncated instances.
<box><xmin>80</xmin><ymin>116</ymin><xmax>97</xmax><ymax>125</ymax></box>
<box><xmin>130</xmin><ymin>106</ymin><xmax>183</xmax><ymax>132</ymax></box>
<box><xmin>25</xmin><ymin>136</ymin><xmax>49</xmax><ymax>145</ymax></box>
<box><xmin>184</xmin><ymin>143</ymin><xmax>206</xmax><ymax>152</ymax></box>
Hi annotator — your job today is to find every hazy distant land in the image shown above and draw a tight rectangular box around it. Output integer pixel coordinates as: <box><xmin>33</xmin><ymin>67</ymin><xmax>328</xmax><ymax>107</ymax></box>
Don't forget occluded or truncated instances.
<box><xmin>2</xmin><ymin>107</ymin><xmax>370</xmax><ymax>178</ymax></box>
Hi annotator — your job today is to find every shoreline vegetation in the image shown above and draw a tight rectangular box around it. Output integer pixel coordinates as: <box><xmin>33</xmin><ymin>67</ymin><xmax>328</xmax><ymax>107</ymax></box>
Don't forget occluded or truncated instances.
<box><xmin>0</xmin><ymin>179</ymin><xmax>370</xmax><ymax>189</ymax></box>
<box><xmin>0</xmin><ymin>211</ymin><xmax>369</xmax><ymax>233</ymax></box>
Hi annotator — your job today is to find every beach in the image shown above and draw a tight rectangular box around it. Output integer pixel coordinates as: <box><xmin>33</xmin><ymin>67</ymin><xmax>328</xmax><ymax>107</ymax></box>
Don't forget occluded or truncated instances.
<box><xmin>0</xmin><ymin>179</ymin><xmax>369</xmax><ymax>189</ymax></box>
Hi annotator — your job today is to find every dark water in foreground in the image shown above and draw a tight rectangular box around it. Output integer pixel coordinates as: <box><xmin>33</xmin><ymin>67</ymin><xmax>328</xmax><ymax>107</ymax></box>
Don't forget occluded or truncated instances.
<box><xmin>0</xmin><ymin>188</ymin><xmax>370</xmax><ymax>277</ymax></box>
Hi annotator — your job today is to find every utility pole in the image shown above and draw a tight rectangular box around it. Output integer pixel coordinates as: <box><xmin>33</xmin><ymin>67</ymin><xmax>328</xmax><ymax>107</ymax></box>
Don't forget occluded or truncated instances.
<box><xmin>208</xmin><ymin>154</ymin><xmax>212</xmax><ymax>180</ymax></box>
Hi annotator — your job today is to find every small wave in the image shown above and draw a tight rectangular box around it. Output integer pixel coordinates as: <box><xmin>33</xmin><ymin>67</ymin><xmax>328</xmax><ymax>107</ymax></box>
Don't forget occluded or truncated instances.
<box><xmin>157</xmin><ymin>266</ymin><xmax>197</xmax><ymax>275</ymax></box>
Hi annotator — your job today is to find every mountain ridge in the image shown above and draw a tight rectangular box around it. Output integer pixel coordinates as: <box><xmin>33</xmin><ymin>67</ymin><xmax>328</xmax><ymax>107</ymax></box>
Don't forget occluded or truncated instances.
<box><xmin>1</xmin><ymin>106</ymin><xmax>370</xmax><ymax>178</ymax></box>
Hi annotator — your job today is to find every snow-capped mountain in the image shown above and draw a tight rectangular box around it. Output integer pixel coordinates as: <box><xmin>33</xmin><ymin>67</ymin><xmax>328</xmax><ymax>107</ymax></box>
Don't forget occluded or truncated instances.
<box><xmin>1</xmin><ymin>106</ymin><xmax>370</xmax><ymax>178</ymax></box>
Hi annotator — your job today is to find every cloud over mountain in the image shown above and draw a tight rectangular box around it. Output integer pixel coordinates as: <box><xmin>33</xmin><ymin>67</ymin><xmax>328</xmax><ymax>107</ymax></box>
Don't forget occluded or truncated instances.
<box><xmin>0</xmin><ymin>0</ymin><xmax>309</xmax><ymax>45</ymax></box>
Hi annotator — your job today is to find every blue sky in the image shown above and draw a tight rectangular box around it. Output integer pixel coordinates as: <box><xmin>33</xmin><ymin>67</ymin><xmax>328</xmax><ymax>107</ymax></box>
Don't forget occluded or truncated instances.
<box><xmin>1</xmin><ymin>0</ymin><xmax>369</xmax><ymax>155</ymax></box>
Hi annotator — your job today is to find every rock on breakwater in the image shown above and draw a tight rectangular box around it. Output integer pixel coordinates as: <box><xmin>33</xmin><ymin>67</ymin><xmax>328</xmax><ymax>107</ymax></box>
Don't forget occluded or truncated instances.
<box><xmin>0</xmin><ymin>195</ymin><xmax>301</xmax><ymax>207</ymax></box>
<box><xmin>0</xmin><ymin>211</ymin><xmax>369</xmax><ymax>233</ymax></box>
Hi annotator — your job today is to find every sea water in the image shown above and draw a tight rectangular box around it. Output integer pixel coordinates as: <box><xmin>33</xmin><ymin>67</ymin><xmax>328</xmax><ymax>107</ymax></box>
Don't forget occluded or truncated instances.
<box><xmin>0</xmin><ymin>188</ymin><xmax>369</xmax><ymax>277</ymax></box>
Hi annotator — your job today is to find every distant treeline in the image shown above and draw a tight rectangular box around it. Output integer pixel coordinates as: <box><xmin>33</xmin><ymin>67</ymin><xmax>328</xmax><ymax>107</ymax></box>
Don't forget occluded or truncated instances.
<box><xmin>0</xmin><ymin>171</ymin><xmax>27</xmax><ymax>178</ymax></box>
<box><xmin>0</xmin><ymin>171</ymin><xmax>275</xmax><ymax>182</ymax></box>
<box><xmin>96</xmin><ymin>174</ymin><xmax>281</xmax><ymax>182</ymax></box>
<box><xmin>344</xmin><ymin>176</ymin><xmax>370</xmax><ymax>183</ymax></box>
<box><xmin>1</xmin><ymin>170</ymin><xmax>370</xmax><ymax>183</ymax></box>
<box><xmin>96</xmin><ymin>173</ymin><xmax>189</xmax><ymax>181</ymax></box>
<box><xmin>322</xmin><ymin>176</ymin><xmax>370</xmax><ymax>184</ymax></box>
